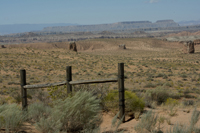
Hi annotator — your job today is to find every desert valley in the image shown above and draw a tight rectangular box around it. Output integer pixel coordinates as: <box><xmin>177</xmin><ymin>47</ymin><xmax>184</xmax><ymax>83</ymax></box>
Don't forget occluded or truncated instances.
<box><xmin>1</xmin><ymin>19</ymin><xmax>200</xmax><ymax>133</ymax></box>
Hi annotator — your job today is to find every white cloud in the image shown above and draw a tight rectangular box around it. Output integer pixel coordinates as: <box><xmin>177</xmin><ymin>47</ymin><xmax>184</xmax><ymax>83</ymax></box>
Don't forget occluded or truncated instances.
<box><xmin>149</xmin><ymin>0</ymin><xmax>160</xmax><ymax>3</ymax></box>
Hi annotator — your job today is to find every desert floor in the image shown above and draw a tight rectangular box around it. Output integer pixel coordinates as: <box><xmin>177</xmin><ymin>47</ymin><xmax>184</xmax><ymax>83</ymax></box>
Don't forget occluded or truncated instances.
<box><xmin>1</xmin><ymin>38</ymin><xmax>200</xmax><ymax>132</ymax></box>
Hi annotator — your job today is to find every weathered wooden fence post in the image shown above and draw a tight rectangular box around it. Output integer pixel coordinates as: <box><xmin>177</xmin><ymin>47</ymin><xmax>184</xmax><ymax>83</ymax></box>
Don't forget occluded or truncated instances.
<box><xmin>20</xmin><ymin>69</ymin><xmax>27</xmax><ymax>110</ymax></box>
<box><xmin>66</xmin><ymin>66</ymin><xmax>72</xmax><ymax>94</ymax></box>
<box><xmin>118</xmin><ymin>63</ymin><xmax>125</xmax><ymax>123</ymax></box>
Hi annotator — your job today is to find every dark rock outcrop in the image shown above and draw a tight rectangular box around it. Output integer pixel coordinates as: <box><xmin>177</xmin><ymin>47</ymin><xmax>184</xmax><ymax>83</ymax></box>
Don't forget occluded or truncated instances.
<box><xmin>0</xmin><ymin>45</ymin><xmax>6</xmax><ymax>48</ymax></box>
<box><xmin>181</xmin><ymin>41</ymin><xmax>195</xmax><ymax>53</ymax></box>
<box><xmin>119</xmin><ymin>44</ymin><xmax>126</xmax><ymax>49</ymax></box>
<box><xmin>69</xmin><ymin>42</ymin><xmax>77</xmax><ymax>52</ymax></box>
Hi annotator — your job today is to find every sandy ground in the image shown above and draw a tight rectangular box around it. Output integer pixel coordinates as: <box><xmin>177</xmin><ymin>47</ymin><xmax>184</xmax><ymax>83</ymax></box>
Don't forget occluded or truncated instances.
<box><xmin>1</xmin><ymin>37</ymin><xmax>200</xmax><ymax>133</ymax></box>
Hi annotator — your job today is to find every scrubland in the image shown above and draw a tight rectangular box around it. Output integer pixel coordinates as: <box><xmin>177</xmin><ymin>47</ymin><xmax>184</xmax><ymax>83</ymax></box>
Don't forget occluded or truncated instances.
<box><xmin>1</xmin><ymin>38</ymin><xmax>200</xmax><ymax>132</ymax></box>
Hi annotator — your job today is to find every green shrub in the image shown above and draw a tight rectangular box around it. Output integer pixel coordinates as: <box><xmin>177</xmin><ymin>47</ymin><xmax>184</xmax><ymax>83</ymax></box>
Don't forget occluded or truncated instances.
<box><xmin>180</xmin><ymin>74</ymin><xmax>188</xmax><ymax>78</ymax></box>
<box><xmin>189</xmin><ymin>108</ymin><xmax>200</xmax><ymax>132</ymax></box>
<box><xmin>28</xmin><ymin>102</ymin><xmax>52</xmax><ymax>122</ymax></box>
<box><xmin>103</xmin><ymin>90</ymin><xmax>145</xmax><ymax>114</ymax></box>
<box><xmin>111</xmin><ymin>112</ymin><xmax>125</xmax><ymax>132</ymax></box>
<box><xmin>166</xmin><ymin>124</ymin><xmax>189</xmax><ymax>133</ymax></box>
<box><xmin>163</xmin><ymin>82</ymin><xmax>173</xmax><ymax>87</ymax></box>
<box><xmin>0</xmin><ymin>96</ymin><xmax>7</xmax><ymax>105</ymax></box>
<box><xmin>182</xmin><ymin>100</ymin><xmax>194</xmax><ymax>106</ymax></box>
<box><xmin>145</xmin><ymin>86</ymin><xmax>170</xmax><ymax>106</ymax></box>
<box><xmin>35</xmin><ymin>113</ymin><xmax>62</xmax><ymax>133</ymax></box>
<box><xmin>155</xmin><ymin>73</ymin><xmax>167</xmax><ymax>78</ymax></box>
<box><xmin>55</xmin><ymin>90</ymin><xmax>102</xmax><ymax>132</ymax></box>
<box><xmin>144</xmin><ymin>82</ymin><xmax>156</xmax><ymax>88</ymax></box>
<box><xmin>134</xmin><ymin>110</ymin><xmax>158</xmax><ymax>132</ymax></box>
<box><xmin>165</xmin><ymin>98</ymin><xmax>179</xmax><ymax>106</ymax></box>
<box><xmin>47</xmin><ymin>85</ymin><xmax>68</xmax><ymax>101</ymax></box>
<box><xmin>0</xmin><ymin>104</ymin><xmax>25</xmax><ymax>132</ymax></box>
<box><xmin>166</xmin><ymin>108</ymin><xmax>200</xmax><ymax>133</ymax></box>
<box><xmin>34</xmin><ymin>90</ymin><xmax>102</xmax><ymax>132</ymax></box>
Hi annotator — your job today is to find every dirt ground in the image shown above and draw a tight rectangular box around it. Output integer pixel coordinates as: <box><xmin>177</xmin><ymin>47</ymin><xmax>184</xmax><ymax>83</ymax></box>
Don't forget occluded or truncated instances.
<box><xmin>1</xmin><ymin>37</ymin><xmax>200</xmax><ymax>133</ymax></box>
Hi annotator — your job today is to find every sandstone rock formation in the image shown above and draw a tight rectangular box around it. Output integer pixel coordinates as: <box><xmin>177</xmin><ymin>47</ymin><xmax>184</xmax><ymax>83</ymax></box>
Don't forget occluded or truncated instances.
<box><xmin>0</xmin><ymin>45</ymin><xmax>6</xmax><ymax>48</ymax></box>
<box><xmin>194</xmin><ymin>39</ymin><xmax>200</xmax><ymax>45</ymax></box>
<box><xmin>69</xmin><ymin>42</ymin><xmax>77</xmax><ymax>52</ymax></box>
<box><xmin>181</xmin><ymin>41</ymin><xmax>195</xmax><ymax>53</ymax></box>
<box><xmin>119</xmin><ymin>44</ymin><xmax>126</xmax><ymax>49</ymax></box>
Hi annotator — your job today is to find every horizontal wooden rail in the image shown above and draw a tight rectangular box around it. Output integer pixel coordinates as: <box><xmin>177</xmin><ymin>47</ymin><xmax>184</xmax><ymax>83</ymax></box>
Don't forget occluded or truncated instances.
<box><xmin>23</xmin><ymin>78</ymin><xmax>117</xmax><ymax>89</ymax></box>
<box><xmin>23</xmin><ymin>81</ymin><xmax>66</xmax><ymax>89</ymax></box>
<box><xmin>69</xmin><ymin>78</ymin><xmax>118</xmax><ymax>85</ymax></box>
<box><xmin>20</xmin><ymin>63</ymin><xmax>125</xmax><ymax>123</ymax></box>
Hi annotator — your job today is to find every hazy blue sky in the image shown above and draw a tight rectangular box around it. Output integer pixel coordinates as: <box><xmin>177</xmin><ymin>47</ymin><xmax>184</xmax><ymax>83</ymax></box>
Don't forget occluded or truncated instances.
<box><xmin>1</xmin><ymin>0</ymin><xmax>200</xmax><ymax>25</ymax></box>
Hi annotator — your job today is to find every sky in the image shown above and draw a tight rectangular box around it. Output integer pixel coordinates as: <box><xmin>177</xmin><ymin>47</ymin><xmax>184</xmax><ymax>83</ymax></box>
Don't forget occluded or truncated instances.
<box><xmin>0</xmin><ymin>0</ymin><xmax>200</xmax><ymax>25</ymax></box>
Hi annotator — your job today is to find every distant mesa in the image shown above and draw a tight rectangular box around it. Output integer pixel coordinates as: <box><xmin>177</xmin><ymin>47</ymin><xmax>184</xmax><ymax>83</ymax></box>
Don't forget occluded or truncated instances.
<box><xmin>118</xmin><ymin>21</ymin><xmax>152</xmax><ymax>24</ymax></box>
<box><xmin>42</xmin><ymin>20</ymin><xmax>179</xmax><ymax>33</ymax></box>
<box><xmin>99</xmin><ymin>31</ymin><xmax>115</xmax><ymax>35</ymax></box>
<box><xmin>19</xmin><ymin>32</ymin><xmax>39</xmax><ymax>37</ymax></box>
<box><xmin>156</xmin><ymin>20</ymin><xmax>176</xmax><ymax>23</ymax></box>
<box><xmin>132</xmin><ymin>31</ymin><xmax>146</xmax><ymax>34</ymax></box>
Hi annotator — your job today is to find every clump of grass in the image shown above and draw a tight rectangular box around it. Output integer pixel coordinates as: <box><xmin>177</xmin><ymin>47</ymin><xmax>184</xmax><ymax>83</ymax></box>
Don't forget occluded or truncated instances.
<box><xmin>157</xmin><ymin>115</ymin><xmax>166</xmax><ymax>131</ymax></box>
<box><xmin>189</xmin><ymin>107</ymin><xmax>200</xmax><ymax>132</ymax></box>
<box><xmin>144</xmin><ymin>86</ymin><xmax>170</xmax><ymax>106</ymax></box>
<box><xmin>155</xmin><ymin>73</ymin><xmax>167</xmax><ymax>78</ymax></box>
<box><xmin>182</xmin><ymin>100</ymin><xmax>194</xmax><ymax>106</ymax></box>
<box><xmin>134</xmin><ymin>110</ymin><xmax>158</xmax><ymax>132</ymax></box>
<box><xmin>144</xmin><ymin>82</ymin><xmax>157</xmax><ymax>88</ymax></box>
<box><xmin>167</xmin><ymin>108</ymin><xmax>200</xmax><ymax>133</ymax></box>
<box><xmin>180</xmin><ymin>73</ymin><xmax>188</xmax><ymax>78</ymax></box>
<box><xmin>0</xmin><ymin>96</ymin><xmax>7</xmax><ymax>105</ymax></box>
<box><xmin>167</xmin><ymin>124</ymin><xmax>189</xmax><ymax>133</ymax></box>
<box><xmin>34</xmin><ymin>113</ymin><xmax>62</xmax><ymax>133</ymax></box>
<box><xmin>28</xmin><ymin>102</ymin><xmax>52</xmax><ymax>122</ymax></box>
<box><xmin>165</xmin><ymin>98</ymin><xmax>179</xmax><ymax>107</ymax></box>
<box><xmin>47</xmin><ymin>85</ymin><xmax>68</xmax><ymax>101</ymax></box>
<box><xmin>34</xmin><ymin>90</ymin><xmax>102</xmax><ymax>133</ymax></box>
<box><xmin>103</xmin><ymin>90</ymin><xmax>145</xmax><ymax>115</ymax></box>
<box><xmin>110</xmin><ymin>112</ymin><xmax>125</xmax><ymax>132</ymax></box>
<box><xmin>0</xmin><ymin>104</ymin><xmax>26</xmax><ymax>133</ymax></box>
<box><xmin>164</xmin><ymin>96</ymin><xmax>179</xmax><ymax>117</ymax></box>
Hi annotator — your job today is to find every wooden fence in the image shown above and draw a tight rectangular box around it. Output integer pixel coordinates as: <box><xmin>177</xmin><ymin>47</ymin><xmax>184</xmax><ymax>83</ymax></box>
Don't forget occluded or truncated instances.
<box><xmin>20</xmin><ymin>63</ymin><xmax>125</xmax><ymax>122</ymax></box>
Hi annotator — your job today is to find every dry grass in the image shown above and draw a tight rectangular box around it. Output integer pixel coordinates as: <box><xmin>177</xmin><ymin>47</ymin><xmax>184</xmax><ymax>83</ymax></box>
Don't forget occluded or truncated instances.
<box><xmin>1</xmin><ymin>37</ymin><xmax>200</xmax><ymax>132</ymax></box>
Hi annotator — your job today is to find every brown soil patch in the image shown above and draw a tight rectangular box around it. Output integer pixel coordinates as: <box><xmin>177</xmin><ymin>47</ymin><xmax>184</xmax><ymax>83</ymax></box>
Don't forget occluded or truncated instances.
<box><xmin>166</xmin><ymin>31</ymin><xmax>200</xmax><ymax>37</ymax></box>
<box><xmin>2</xmin><ymin>37</ymin><xmax>200</xmax><ymax>133</ymax></box>
<box><xmin>6</xmin><ymin>38</ymin><xmax>181</xmax><ymax>53</ymax></box>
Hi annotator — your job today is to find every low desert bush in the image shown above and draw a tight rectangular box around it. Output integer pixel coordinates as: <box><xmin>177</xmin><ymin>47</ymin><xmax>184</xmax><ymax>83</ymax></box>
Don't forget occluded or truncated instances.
<box><xmin>167</xmin><ymin>108</ymin><xmax>200</xmax><ymax>133</ymax></box>
<box><xmin>110</xmin><ymin>112</ymin><xmax>125</xmax><ymax>132</ymax></box>
<box><xmin>0</xmin><ymin>96</ymin><xmax>7</xmax><ymax>105</ymax></box>
<box><xmin>103</xmin><ymin>90</ymin><xmax>145</xmax><ymax>114</ymax></box>
<box><xmin>134</xmin><ymin>110</ymin><xmax>158</xmax><ymax>132</ymax></box>
<box><xmin>144</xmin><ymin>86</ymin><xmax>170</xmax><ymax>106</ymax></box>
<box><xmin>189</xmin><ymin>108</ymin><xmax>200</xmax><ymax>132</ymax></box>
<box><xmin>144</xmin><ymin>82</ymin><xmax>157</xmax><ymax>88</ymax></box>
<box><xmin>35</xmin><ymin>113</ymin><xmax>62</xmax><ymax>133</ymax></box>
<box><xmin>34</xmin><ymin>90</ymin><xmax>102</xmax><ymax>133</ymax></box>
<box><xmin>28</xmin><ymin>102</ymin><xmax>52</xmax><ymax>122</ymax></box>
<box><xmin>182</xmin><ymin>99</ymin><xmax>194</xmax><ymax>106</ymax></box>
<box><xmin>164</xmin><ymin>98</ymin><xmax>179</xmax><ymax>116</ymax></box>
<box><xmin>0</xmin><ymin>104</ymin><xmax>26</xmax><ymax>133</ymax></box>
<box><xmin>47</xmin><ymin>85</ymin><xmax>68</xmax><ymax>101</ymax></box>
<box><xmin>165</xmin><ymin>98</ymin><xmax>179</xmax><ymax>107</ymax></box>
<box><xmin>166</xmin><ymin>124</ymin><xmax>189</xmax><ymax>133</ymax></box>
